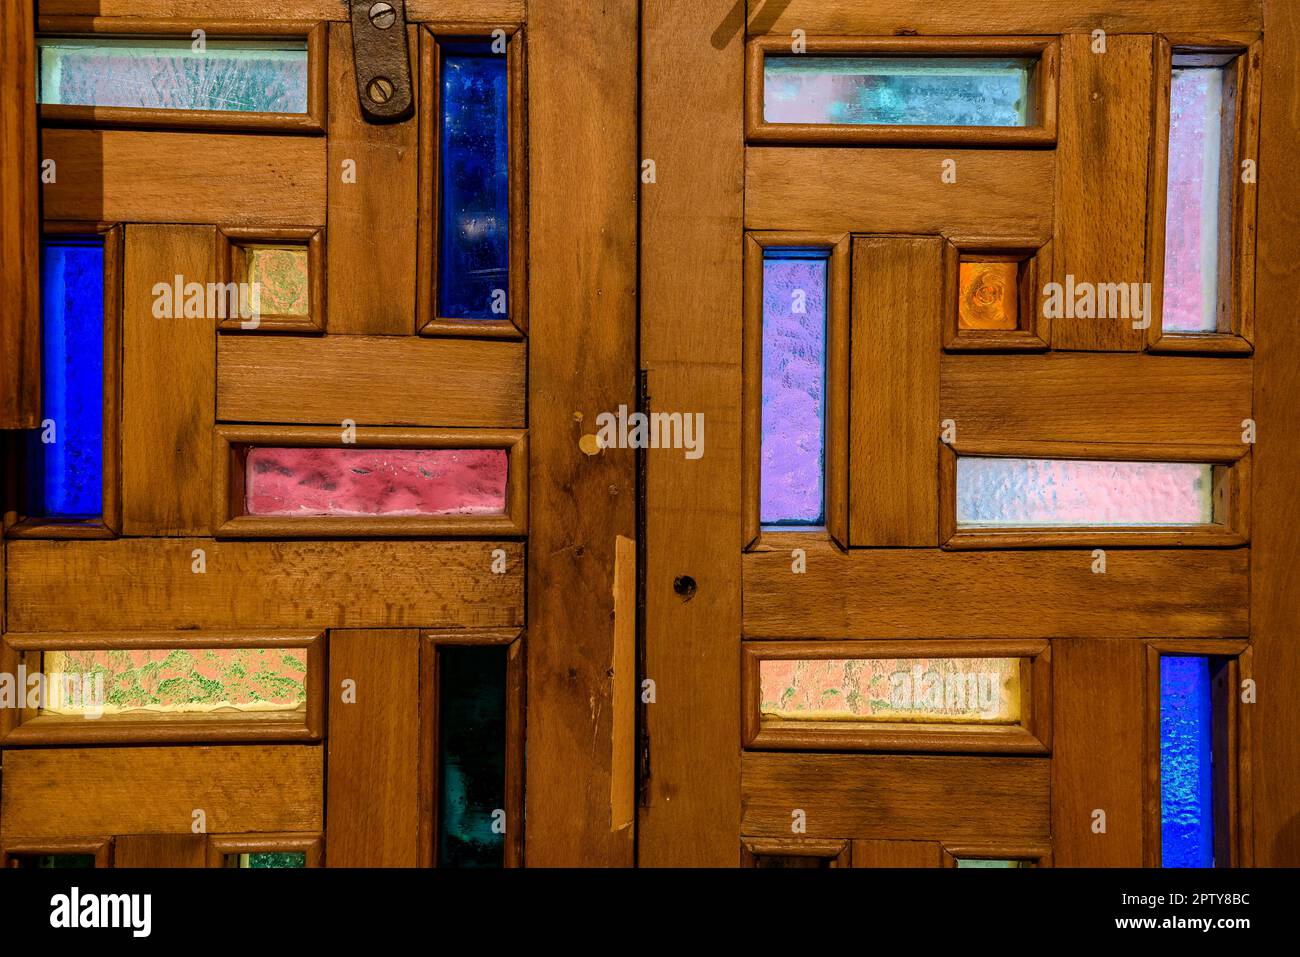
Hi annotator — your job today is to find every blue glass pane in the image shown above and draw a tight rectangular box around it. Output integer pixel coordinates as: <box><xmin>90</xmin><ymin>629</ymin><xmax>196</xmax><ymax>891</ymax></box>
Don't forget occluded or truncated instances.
<box><xmin>438</xmin><ymin>644</ymin><xmax>507</xmax><ymax>867</ymax></box>
<box><xmin>438</xmin><ymin>41</ymin><xmax>509</xmax><ymax>320</ymax></box>
<box><xmin>761</xmin><ymin>249</ymin><xmax>827</xmax><ymax>527</ymax></box>
<box><xmin>764</xmin><ymin>57</ymin><xmax>1031</xmax><ymax>127</ymax></box>
<box><xmin>1161</xmin><ymin>655</ymin><xmax>1215</xmax><ymax>867</ymax></box>
<box><xmin>27</xmin><ymin>237</ymin><xmax>104</xmax><ymax>519</ymax></box>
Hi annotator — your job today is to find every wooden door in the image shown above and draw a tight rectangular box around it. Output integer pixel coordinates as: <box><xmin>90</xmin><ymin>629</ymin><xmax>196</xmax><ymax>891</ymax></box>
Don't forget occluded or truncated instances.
<box><xmin>640</xmin><ymin>0</ymin><xmax>1300</xmax><ymax>867</ymax></box>
<box><xmin>0</xmin><ymin>0</ymin><xmax>637</xmax><ymax>869</ymax></box>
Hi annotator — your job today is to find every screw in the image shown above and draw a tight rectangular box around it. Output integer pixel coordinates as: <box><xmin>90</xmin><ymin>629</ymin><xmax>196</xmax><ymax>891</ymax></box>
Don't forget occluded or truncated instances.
<box><xmin>368</xmin><ymin>2</ymin><xmax>397</xmax><ymax>29</ymax></box>
<box><xmin>367</xmin><ymin>76</ymin><xmax>395</xmax><ymax>104</ymax></box>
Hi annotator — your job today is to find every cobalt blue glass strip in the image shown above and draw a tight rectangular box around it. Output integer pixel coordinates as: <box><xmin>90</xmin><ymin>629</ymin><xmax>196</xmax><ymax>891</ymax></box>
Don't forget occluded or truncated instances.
<box><xmin>438</xmin><ymin>41</ymin><xmax>509</xmax><ymax>321</ymax></box>
<box><xmin>1160</xmin><ymin>655</ymin><xmax>1215</xmax><ymax>867</ymax></box>
<box><xmin>27</xmin><ymin>236</ymin><xmax>104</xmax><ymax>519</ymax></box>
<box><xmin>438</xmin><ymin>644</ymin><xmax>507</xmax><ymax>867</ymax></box>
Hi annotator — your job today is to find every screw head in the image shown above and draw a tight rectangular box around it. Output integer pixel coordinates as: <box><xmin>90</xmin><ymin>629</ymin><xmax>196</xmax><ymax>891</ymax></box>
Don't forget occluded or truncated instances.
<box><xmin>367</xmin><ymin>76</ymin><xmax>395</xmax><ymax>104</ymax></box>
<box><xmin>368</xmin><ymin>1</ymin><xmax>396</xmax><ymax>29</ymax></box>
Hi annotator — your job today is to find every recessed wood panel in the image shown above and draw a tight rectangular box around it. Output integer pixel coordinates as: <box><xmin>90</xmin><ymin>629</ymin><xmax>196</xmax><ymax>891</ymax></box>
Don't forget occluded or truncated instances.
<box><xmin>852</xmin><ymin>840</ymin><xmax>943</xmax><ymax>868</ymax></box>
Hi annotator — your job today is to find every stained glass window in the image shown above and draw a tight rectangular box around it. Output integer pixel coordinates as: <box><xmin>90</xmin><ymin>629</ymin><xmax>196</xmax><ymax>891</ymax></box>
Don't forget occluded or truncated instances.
<box><xmin>956</xmin><ymin>859</ymin><xmax>1028</xmax><ymax>868</ymax></box>
<box><xmin>229</xmin><ymin>852</ymin><xmax>307</xmax><ymax>868</ymax></box>
<box><xmin>244</xmin><ymin>246</ymin><xmax>309</xmax><ymax>319</ymax></box>
<box><xmin>438</xmin><ymin>645</ymin><xmax>507</xmax><ymax>868</ymax></box>
<box><xmin>1160</xmin><ymin>655</ymin><xmax>1215</xmax><ymax>867</ymax></box>
<box><xmin>956</xmin><ymin>458</ymin><xmax>1214</xmax><ymax>528</ymax></box>
<box><xmin>27</xmin><ymin>236</ymin><xmax>104</xmax><ymax>519</ymax></box>
<box><xmin>37</xmin><ymin>37</ymin><xmax>309</xmax><ymax>113</ymax></box>
<box><xmin>438</xmin><ymin>40</ymin><xmax>510</xmax><ymax>320</ymax></box>
<box><xmin>764</xmin><ymin>57</ymin><xmax>1031</xmax><ymax>127</ymax></box>
<box><xmin>958</xmin><ymin>261</ymin><xmax>1020</xmax><ymax>330</ymax></box>
<box><xmin>243</xmin><ymin>447</ymin><xmax>508</xmax><ymax>517</ymax></box>
<box><xmin>761</xmin><ymin>249</ymin><xmax>827</xmax><ymax>527</ymax></box>
<box><xmin>18</xmin><ymin>854</ymin><xmax>97</xmax><ymax>869</ymax></box>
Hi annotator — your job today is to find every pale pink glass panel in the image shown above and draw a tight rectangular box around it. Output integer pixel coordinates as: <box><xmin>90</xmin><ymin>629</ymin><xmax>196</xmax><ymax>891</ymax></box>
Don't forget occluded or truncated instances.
<box><xmin>760</xmin><ymin>657</ymin><xmax>1021</xmax><ymax>724</ymax></box>
<box><xmin>245</xmin><ymin>447</ymin><xmax>507</xmax><ymax>517</ymax></box>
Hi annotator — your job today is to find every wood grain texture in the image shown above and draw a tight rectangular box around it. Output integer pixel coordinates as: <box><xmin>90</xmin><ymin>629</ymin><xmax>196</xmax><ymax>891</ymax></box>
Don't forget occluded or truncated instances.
<box><xmin>852</xmin><ymin>840</ymin><xmax>943</xmax><ymax>868</ymax></box>
<box><xmin>38</xmin><ymin>0</ymin><xmax>526</xmax><ymax>19</ymax></box>
<box><xmin>639</xmin><ymin>0</ymin><xmax>744</xmax><ymax>866</ymax></box>
<box><xmin>326</xmin><ymin>23</ymin><xmax>418</xmax><ymax>335</ymax></box>
<box><xmin>744</xmin><ymin>539</ymin><xmax>1248</xmax><ymax>639</ymax></box>
<box><xmin>525</xmin><ymin>0</ymin><xmax>638</xmax><ymax>867</ymax></box>
<box><xmin>0</xmin><ymin>0</ymin><xmax>40</xmax><ymax>428</ymax></box>
<box><xmin>746</xmin><ymin>148</ymin><xmax>1053</xmax><ymax>238</ymax></box>
<box><xmin>742</xmin><ymin>752</ymin><xmax>1049</xmax><ymax>840</ymax></box>
<box><xmin>122</xmin><ymin>225</ymin><xmax>215</xmax><ymax>536</ymax></box>
<box><xmin>217</xmin><ymin>334</ymin><xmax>525</xmax><ymax>428</ymax></box>
<box><xmin>1052</xmin><ymin>639</ymin><xmax>1145</xmax><ymax>866</ymax></box>
<box><xmin>940</xmin><ymin>353</ymin><xmax>1254</xmax><ymax>448</ymax></box>
<box><xmin>0</xmin><ymin>746</ymin><xmax>322</xmax><ymax>840</ymax></box>
<box><xmin>1252</xmin><ymin>0</ymin><xmax>1300</xmax><ymax>867</ymax></box>
<box><xmin>327</xmin><ymin>629</ymin><xmax>421</xmax><ymax>867</ymax></box>
<box><xmin>7</xmin><ymin>539</ymin><xmax>523</xmax><ymax>632</ymax></box>
<box><xmin>746</xmin><ymin>0</ymin><xmax>1262</xmax><ymax>35</ymax></box>
<box><xmin>1051</xmin><ymin>34</ymin><xmax>1152</xmax><ymax>351</ymax></box>
<box><xmin>40</xmin><ymin>130</ymin><xmax>325</xmax><ymax>226</ymax></box>
<box><xmin>850</xmin><ymin>237</ymin><xmax>942</xmax><ymax>546</ymax></box>
<box><xmin>114</xmin><ymin>834</ymin><xmax>205</xmax><ymax>868</ymax></box>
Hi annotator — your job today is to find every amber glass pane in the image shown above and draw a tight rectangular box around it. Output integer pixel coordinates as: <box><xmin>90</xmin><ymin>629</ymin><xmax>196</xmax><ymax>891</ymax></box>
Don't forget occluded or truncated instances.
<box><xmin>958</xmin><ymin>261</ymin><xmax>1019</xmax><ymax>330</ymax></box>
<box><xmin>245</xmin><ymin>245</ymin><xmax>309</xmax><ymax>318</ymax></box>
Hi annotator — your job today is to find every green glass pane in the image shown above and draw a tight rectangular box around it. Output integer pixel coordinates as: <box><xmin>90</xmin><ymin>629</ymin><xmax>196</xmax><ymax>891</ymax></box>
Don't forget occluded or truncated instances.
<box><xmin>29</xmin><ymin>854</ymin><xmax>97</xmax><ymax>869</ymax></box>
<box><xmin>233</xmin><ymin>851</ymin><xmax>307</xmax><ymax>868</ymax></box>
<box><xmin>956</xmin><ymin>859</ymin><xmax>1027</xmax><ymax>868</ymax></box>
<box><xmin>438</xmin><ymin>645</ymin><xmax>507</xmax><ymax>868</ymax></box>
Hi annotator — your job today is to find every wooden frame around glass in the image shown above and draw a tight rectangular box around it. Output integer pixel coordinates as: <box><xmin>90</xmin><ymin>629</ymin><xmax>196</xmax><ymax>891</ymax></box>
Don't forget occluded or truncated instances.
<box><xmin>742</xmin><ymin>231</ymin><xmax>850</xmax><ymax>550</ymax></box>
<box><xmin>417</xmin><ymin>23</ymin><xmax>527</xmax><ymax>339</ymax></box>
<box><xmin>745</xmin><ymin>35</ymin><xmax>1059</xmax><ymax>147</ymax></box>
<box><xmin>206</xmin><ymin>832</ymin><xmax>323</xmax><ymax>868</ymax></box>
<box><xmin>4</xmin><ymin>221</ymin><xmax>121</xmax><ymax>540</ymax></box>
<box><xmin>741</xmin><ymin>837</ymin><xmax>851</xmax><ymax>867</ymax></box>
<box><xmin>1145</xmin><ymin>35</ymin><xmax>1261</xmax><ymax>354</ymax></box>
<box><xmin>35</xmin><ymin>17</ymin><xmax>326</xmax><ymax>134</ymax></box>
<box><xmin>419</xmin><ymin>628</ymin><xmax>525</xmax><ymax>868</ymax></box>
<box><xmin>212</xmin><ymin>424</ymin><xmax>527</xmax><ymax>538</ymax></box>
<box><xmin>215</xmin><ymin>225</ymin><xmax>324</xmax><ymax>333</ymax></box>
<box><xmin>939</xmin><ymin>441</ymin><xmax>1251</xmax><ymax>549</ymax></box>
<box><xmin>942</xmin><ymin>841</ymin><xmax>1053</xmax><ymax>867</ymax></box>
<box><xmin>943</xmin><ymin>235</ymin><xmax>1052</xmax><ymax>351</ymax></box>
<box><xmin>742</xmin><ymin>639</ymin><xmax>1051</xmax><ymax>755</ymax></box>
<box><xmin>2</xmin><ymin>837</ymin><xmax>113</xmax><ymax>868</ymax></box>
<box><xmin>0</xmin><ymin>630</ymin><xmax>324</xmax><ymax>745</ymax></box>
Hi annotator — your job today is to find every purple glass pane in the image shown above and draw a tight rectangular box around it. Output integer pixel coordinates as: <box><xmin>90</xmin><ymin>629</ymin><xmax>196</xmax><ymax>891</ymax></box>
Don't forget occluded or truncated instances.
<box><xmin>1163</xmin><ymin>65</ymin><xmax>1230</xmax><ymax>333</ymax></box>
<box><xmin>761</xmin><ymin>251</ymin><xmax>827</xmax><ymax>526</ymax></box>
<box><xmin>245</xmin><ymin>447</ymin><xmax>507</xmax><ymax>517</ymax></box>
<box><xmin>1160</xmin><ymin>655</ymin><xmax>1215</xmax><ymax>867</ymax></box>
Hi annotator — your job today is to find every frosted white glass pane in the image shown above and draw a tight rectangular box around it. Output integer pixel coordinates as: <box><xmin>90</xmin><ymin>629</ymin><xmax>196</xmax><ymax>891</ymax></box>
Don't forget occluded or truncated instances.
<box><xmin>956</xmin><ymin>458</ymin><xmax>1214</xmax><ymax>527</ymax></box>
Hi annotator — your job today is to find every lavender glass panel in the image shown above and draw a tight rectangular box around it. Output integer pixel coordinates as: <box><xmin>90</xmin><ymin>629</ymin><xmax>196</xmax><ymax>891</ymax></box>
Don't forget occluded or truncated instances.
<box><xmin>1163</xmin><ymin>65</ymin><xmax>1231</xmax><ymax>333</ymax></box>
<box><xmin>956</xmin><ymin>458</ymin><xmax>1214</xmax><ymax>527</ymax></box>
<box><xmin>761</xmin><ymin>250</ymin><xmax>827</xmax><ymax>526</ymax></box>
<box><xmin>1161</xmin><ymin>656</ymin><xmax>1215</xmax><ymax>867</ymax></box>
<box><xmin>37</xmin><ymin>37</ymin><xmax>308</xmax><ymax>113</ymax></box>
<box><xmin>764</xmin><ymin>57</ymin><xmax>1030</xmax><ymax>126</ymax></box>
<box><xmin>245</xmin><ymin>448</ymin><xmax>507</xmax><ymax>517</ymax></box>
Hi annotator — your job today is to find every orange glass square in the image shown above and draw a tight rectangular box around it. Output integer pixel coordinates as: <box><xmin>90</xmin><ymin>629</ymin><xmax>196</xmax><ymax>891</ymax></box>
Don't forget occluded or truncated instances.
<box><xmin>958</xmin><ymin>261</ymin><xmax>1019</xmax><ymax>330</ymax></box>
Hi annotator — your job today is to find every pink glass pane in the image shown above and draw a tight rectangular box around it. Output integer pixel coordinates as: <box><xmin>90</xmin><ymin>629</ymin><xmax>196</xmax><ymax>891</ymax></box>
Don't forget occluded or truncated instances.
<box><xmin>245</xmin><ymin>447</ymin><xmax>507</xmax><ymax>517</ymax></box>
<box><xmin>1163</xmin><ymin>65</ymin><xmax>1231</xmax><ymax>333</ymax></box>
<box><xmin>956</xmin><ymin>458</ymin><xmax>1214</xmax><ymax>527</ymax></box>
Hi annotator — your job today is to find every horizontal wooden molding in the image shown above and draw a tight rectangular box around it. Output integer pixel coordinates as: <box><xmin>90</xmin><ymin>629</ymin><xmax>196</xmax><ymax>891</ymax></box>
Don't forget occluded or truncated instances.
<box><xmin>38</xmin><ymin>1</ymin><xmax>527</xmax><ymax>21</ymax></box>
<box><xmin>206</xmin><ymin>832</ymin><xmax>323</xmax><ymax>868</ymax></box>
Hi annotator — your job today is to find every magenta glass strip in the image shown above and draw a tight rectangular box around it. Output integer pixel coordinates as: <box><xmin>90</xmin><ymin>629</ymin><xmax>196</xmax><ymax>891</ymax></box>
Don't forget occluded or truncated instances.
<box><xmin>244</xmin><ymin>447</ymin><xmax>507</xmax><ymax>517</ymax></box>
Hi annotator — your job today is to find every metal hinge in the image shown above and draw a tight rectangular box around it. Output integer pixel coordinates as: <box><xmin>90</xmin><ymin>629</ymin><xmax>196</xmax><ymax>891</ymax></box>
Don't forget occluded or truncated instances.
<box><xmin>348</xmin><ymin>0</ymin><xmax>414</xmax><ymax>123</ymax></box>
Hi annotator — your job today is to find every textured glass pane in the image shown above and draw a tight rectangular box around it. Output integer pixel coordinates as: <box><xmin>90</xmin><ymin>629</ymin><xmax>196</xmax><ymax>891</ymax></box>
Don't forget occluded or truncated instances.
<box><xmin>232</xmin><ymin>852</ymin><xmax>307</xmax><ymax>868</ymax></box>
<box><xmin>956</xmin><ymin>859</ymin><xmax>1027</xmax><ymax>868</ymax></box>
<box><xmin>40</xmin><ymin>648</ymin><xmax>307</xmax><ymax>716</ymax></box>
<box><xmin>754</xmin><ymin>855</ymin><xmax>830</xmax><ymax>869</ymax></box>
<box><xmin>764</xmin><ymin>57</ymin><xmax>1031</xmax><ymax>126</ymax></box>
<box><xmin>438</xmin><ymin>41</ymin><xmax>509</xmax><ymax>320</ymax></box>
<box><xmin>761</xmin><ymin>250</ymin><xmax>827</xmax><ymax>526</ymax></box>
<box><xmin>18</xmin><ymin>854</ymin><xmax>97</xmax><ymax>869</ymax></box>
<box><xmin>438</xmin><ymin>645</ymin><xmax>507</xmax><ymax>868</ymax></box>
<box><xmin>37</xmin><ymin>37</ymin><xmax>308</xmax><ymax>113</ymax></box>
<box><xmin>760</xmin><ymin>657</ymin><xmax>1021</xmax><ymax>724</ymax></box>
<box><xmin>246</xmin><ymin>246</ymin><xmax>309</xmax><ymax>317</ymax></box>
<box><xmin>244</xmin><ymin>447</ymin><xmax>508</xmax><ymax>517</ymax></box>
<box><xmin>1163</xmin><ymin>66</ymin><xmax>1231</xmax><ymax>333</ymax></box>
<box><xmin>1161</xmin><ymin>656</ymin><xmax>1215</xmax><ymax>867</ymax></box>
<box><xmin>956</xmin><ymin>458</ymin><xmax>1214</xmax><ymax>527</ymax></box>
<box><xmin>26</xmin><ymin>236</ymin><xmax>103</xmax><ymax>519</ymax></box>
<box><xmin>958</xmin><ymin>261</ymin><xmax>1019</xmax><ymax>330</ymax></box>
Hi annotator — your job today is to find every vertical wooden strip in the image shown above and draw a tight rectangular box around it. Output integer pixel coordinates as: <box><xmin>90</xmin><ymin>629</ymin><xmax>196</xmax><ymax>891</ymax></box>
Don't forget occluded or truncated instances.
<box><xmin>121</xmin><ymin>225</ymin><xmax>215</xmax><ymax>537</ymax></box>
<box><xmin>852</xmin><ymin>839</ymin><xmax>943</xmax><ymax>868</ymax></box>
<box><xmin>1051</xmin><ymin>34</ymin><xmax>1152</xmax><ymax>351</ymax></box>
<box><xmin>326</xmin><ymin>629</ymin><xmax>421</xmax><ymax>867</ymax></box>
<box><xmin>1252</xmin><ymin>0</ymin><xmax>1300</xmax><ymax>867</ymax></box>
<box><xmin>1052</xmin><ymin>639</ymin><xmax>1146</xmax><ymax>866</ymax></box>
<box><xmin>326</xmin><ymin>23</ymin><xmax>418</xmax><ymax>335</ymax></box>
<box><xmin>639</xmin><ymin>0</ymin><xmax>744</xmax><ymax>866</ymax></box>
<box><xmin>114</xmin><ymin>834</ymin><xmax>205</xmax><ymax>868</ymax></box>
<box><xmin>526</xmin><ymin>0</ymin><xmax>638</xmax><ymax>867</ymax></box>
<box><xmin>849</xmin><ymin>236</ymin><xmax>942</xmax><ymax>546</ymax></box>
<box><xmin>611</xmin><ymin>535</ymin><xmax>636</xmax><ymax>832</ymax></box>
<box><xmin>0</xmin><ymin>1</ymin><xmax>40</xmax><ymax>428</ymax></box>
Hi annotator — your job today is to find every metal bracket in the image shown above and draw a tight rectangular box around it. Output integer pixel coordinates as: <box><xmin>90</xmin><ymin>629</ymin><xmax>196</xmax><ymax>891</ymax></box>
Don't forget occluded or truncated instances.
<box><xmin>348</xmin><ymin>0</ymin><xmax>414</xmax><ymax>123</ymax></box>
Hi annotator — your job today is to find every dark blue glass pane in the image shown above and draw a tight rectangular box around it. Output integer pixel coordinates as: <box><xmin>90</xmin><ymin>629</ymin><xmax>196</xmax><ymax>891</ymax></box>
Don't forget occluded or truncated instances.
<box><xmin>1160</xmin><ymin>655</ymin><xmax>1214</xmax><ymax>867</ymax></box>
<box><xmin>27</xmin><ymin>237</ymin><xmax>104</xmax><ymax>518</ymax></box>
<box><xmin>438</xmin><ymin>41</ymin><xmax>509</xmax><ymax>320</ymax></box>
<box><xmin>438</xmin><ymin>644</ymin><xmax>507</xmax><ymax>867</ymax></box>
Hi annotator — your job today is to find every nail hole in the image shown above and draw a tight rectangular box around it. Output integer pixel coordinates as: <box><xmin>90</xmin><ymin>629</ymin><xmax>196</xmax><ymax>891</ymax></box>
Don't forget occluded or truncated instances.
<box><xmin>673</xmin><ymin>575</ymin><xmax>697</xmax><ymax>601</ymax></box>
